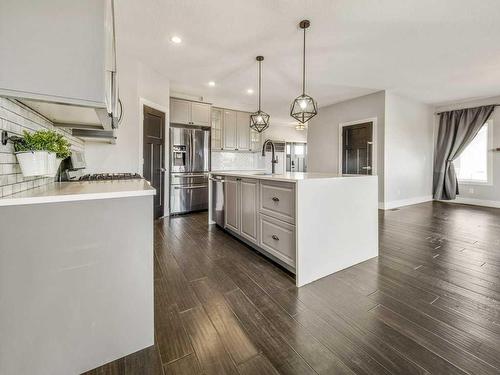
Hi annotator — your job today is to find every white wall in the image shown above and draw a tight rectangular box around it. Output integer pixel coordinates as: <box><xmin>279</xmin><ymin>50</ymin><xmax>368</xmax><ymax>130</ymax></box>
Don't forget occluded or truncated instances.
<box><xmin>435</xmin><ymin>96</ymin><xmax>500</xmax><ymax>207</ymax></box>
<box><xmin>261</xmin><ymin>124</ymin><xmax>307</xmax><ymax>143</ymax></box>
<box><xmin>307</xmin><ymin>91</ymin><xmax>385</xmax><ymax>203</ymax></box>
<box><xmin>384</xmin><ymin>92</ymin><xmax>434</xmax><ymax>208</ymax></box>
<box><xmin>85</xmin><ymin>52</ymin><xmax>170</xmax><ymax>174</ymax></box>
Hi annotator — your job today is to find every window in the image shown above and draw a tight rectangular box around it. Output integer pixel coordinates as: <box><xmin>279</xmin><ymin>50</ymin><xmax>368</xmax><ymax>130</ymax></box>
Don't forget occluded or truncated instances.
<box><xmin>455</xmin><ymin>120</ymin><xmax>492</xmax><ymax>184</ymax></box>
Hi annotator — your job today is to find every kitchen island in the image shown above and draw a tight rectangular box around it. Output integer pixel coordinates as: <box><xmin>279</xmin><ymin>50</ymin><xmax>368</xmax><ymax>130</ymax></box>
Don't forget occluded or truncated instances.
<box><xmin>0</xmin><ymin>180</ymin><xmax>155</xmax><ymax>375</ymax></box>
<box><xmin>209</xmin><ymin>172</ymin><xmax>378</xmax><ymax>287</ymax></box>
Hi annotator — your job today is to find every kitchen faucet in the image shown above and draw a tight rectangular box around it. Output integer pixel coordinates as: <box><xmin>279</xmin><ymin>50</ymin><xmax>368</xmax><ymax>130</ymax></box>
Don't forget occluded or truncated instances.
<box><xmin>261</xmin><ymin>139</ymin><xmax>278</xmax><ymax>174</ymax></box>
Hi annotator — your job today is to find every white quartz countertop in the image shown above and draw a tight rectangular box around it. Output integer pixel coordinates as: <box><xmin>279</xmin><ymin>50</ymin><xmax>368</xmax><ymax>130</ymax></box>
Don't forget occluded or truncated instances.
<box><xmin>0</xmin><ymin>179</ymin><xmax>156</xmax><ymax>207</ymax></box>
<box><xmin>210</xmin><ymin>171</ymin><xmax>374</xmax><ymax>182</ymax></box>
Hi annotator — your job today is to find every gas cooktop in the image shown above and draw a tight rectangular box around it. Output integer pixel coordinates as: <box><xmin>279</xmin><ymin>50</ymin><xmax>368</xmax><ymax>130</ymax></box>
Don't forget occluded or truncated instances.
<box><xmin>78</xmin><ymin>173</ymin><xmax>142</xmax><ymax>181</ymax></box>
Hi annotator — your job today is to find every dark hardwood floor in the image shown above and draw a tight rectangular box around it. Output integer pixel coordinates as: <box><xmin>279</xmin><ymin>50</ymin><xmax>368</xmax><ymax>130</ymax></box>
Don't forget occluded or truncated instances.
<box><xmin>84</xmin><ymin>201</ymin><xmax>500</xmax><ymax>375</ymax></box>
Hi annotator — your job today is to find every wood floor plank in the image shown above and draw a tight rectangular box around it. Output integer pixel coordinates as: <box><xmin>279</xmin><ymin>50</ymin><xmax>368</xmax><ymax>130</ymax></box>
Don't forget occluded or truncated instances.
<box><xmin>198</xmin><ymin>287</ymin><xmax>260</xmax><ymax>365</ymax></box>
<box><xmin>224</xmin><ymin>288</ymin><xmax>319</xmax><ymax>375</ymax></box>
<box><xmin>218</xmin><ymin>257</ymin><xmax>357</xmax><ymax>375</ymax></box>
<box><xmin>180</xmin><ymin>306</ymin><xmax>239</xmax><ymax>375</ymax></box>
<box><xmin>155</xmin><ymin>306</ymin><xmax>193</xmax><ymax>365</ymax></box>
<box><xmin>372</xmin><ymin>305</ymin><xmax>498</xmax><ymax>375</ymax></box>
<box><xmin>237</xmin><ymin>354</ymin><xmax>281</xmax><ymax>375</ymax></box>
<box><xmin>163</xmin><ymin>354</ymin><xmax>202</xmax><ymax>375</ymax></box>
<box><xmin>370</xmin><ymin>290</ymin><xmax>500</xmax><ymax>370</ymax></box>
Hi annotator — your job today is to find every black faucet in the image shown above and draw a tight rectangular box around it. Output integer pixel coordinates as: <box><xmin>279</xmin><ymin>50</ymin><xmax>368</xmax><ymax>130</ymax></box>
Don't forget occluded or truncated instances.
<box><xmin>261</xmin><ymin>139</ymin><xmax>278</xmax><ymax>174</ymax></box>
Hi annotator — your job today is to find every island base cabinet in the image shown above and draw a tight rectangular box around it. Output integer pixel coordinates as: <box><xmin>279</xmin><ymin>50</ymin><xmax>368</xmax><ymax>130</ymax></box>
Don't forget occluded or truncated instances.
<box><xmin>224</xmin><ymin>177</ymin><xmax>258</xmax><ymax>244</ymax></box>
<box><xmin>259</xmin><ymin>214</ymin><xmax>296</xmax><ymax>267</ymax></box>
<box><xmin>224</xmin><ymin>177</ymin><xmax>240</xmax><ymax>233</ymax></box>
<box><xmin>240</xmin><ymin>178</ymin><xmax>258</xmax><ymax>243</ymax></box>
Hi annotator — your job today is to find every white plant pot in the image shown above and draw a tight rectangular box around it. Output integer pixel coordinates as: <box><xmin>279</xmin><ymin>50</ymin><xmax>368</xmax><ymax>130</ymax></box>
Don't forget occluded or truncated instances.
<box><xmin>15</xmin><ymin>151</ymin><xmax>49</xmax><ymax>177</ymax></box>
<box><xmin>45</xmin><ymin>153</ymin><xmax>61</xmax><ymax>177</ymax></box>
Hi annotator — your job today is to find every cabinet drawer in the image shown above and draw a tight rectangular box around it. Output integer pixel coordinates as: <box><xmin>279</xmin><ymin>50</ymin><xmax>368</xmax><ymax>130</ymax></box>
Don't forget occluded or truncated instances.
<box><xmin>259</xmin><ymin>181</ymin><xmax>295</xmax><ymax>224</ymax></box>
<box><xmin>259</xmin><ymin>214</ymin><xmax>296</xmax><ymax>267</ymax></box>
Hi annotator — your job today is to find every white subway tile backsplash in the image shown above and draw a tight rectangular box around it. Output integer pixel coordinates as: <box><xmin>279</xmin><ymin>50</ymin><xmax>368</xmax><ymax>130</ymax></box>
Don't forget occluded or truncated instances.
<box><xmin>211</xmin><ymin>151</ymin><xmax>261</xmax><ymax>171</ymax></box>
<box><xmin>0</xmin><ymin>98</ymin><xmax>84</xmax><ymax>197</ymax></box>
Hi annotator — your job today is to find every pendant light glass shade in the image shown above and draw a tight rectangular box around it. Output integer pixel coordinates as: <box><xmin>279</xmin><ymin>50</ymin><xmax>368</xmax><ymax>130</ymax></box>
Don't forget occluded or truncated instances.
<box><xmin>295</xmin><ymin>122</ymin><xmax>306</xmax><ymax>131</ymax></box>
<box><xmin>250</xmin><ymin>56</ymin><xmax>270</xmax><ymax>133</ymax></box>
<box><xmin>290</xmin><ymin>20</ymin><xmax>318</xmax><ymax>124</ymax></box>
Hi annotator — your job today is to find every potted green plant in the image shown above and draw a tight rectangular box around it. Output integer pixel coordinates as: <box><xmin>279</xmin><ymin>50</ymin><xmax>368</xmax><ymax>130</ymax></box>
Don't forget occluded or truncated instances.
<box><xmin>13</xmin><ymin>130</ymin><xmax>70</xmax><ymax>177</ymax></box>
<box><xmin>48</xmin><ymin>132</ymin><xmax>71</xmax><ymax>177</ymax></box>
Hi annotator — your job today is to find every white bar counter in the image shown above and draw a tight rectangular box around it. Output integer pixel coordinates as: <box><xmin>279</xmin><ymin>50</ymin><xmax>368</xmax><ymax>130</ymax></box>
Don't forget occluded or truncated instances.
<box><xmin>209</xmin><ymin>171</ymin><xmax>379</xmax><ymax>287</ymax></box>
<box><xmin>0</xmin><ymin>180</ymin><xmax>155</xmax><ymax>374</ymax></box>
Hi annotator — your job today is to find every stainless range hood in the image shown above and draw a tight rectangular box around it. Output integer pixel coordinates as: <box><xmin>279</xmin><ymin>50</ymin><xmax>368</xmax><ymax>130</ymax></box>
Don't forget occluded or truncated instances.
<box><xmin>20</xmin><ymin>99</ymin><xmax>115</xmax><ymax>131</ymax></box>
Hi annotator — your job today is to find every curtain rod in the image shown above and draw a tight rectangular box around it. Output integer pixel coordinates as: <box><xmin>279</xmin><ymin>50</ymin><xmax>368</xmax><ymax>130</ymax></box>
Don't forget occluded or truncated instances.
<box><xmin>435</xmin><ymin>104</ymin><xmax>500</xmax><ymax>115</ymax></box>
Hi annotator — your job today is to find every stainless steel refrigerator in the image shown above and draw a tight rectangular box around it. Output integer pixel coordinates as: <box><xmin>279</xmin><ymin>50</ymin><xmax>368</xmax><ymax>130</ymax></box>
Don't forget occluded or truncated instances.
<box><xmin>169</xmin><ymin>126</ymin><xmax>210</xmax><ymax>214</ymax></box>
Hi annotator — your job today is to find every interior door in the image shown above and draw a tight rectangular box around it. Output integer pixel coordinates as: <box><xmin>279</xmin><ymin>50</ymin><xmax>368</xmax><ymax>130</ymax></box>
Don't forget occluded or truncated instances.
<box><xmin>143</xmin><ymin>105</ymin><xmax>165</xmax><ymax>219</ymax></box>
<box><xmin>342</xmin><ymin>122</ymin><xmax>373</xmax><ymax>175</ymax></box>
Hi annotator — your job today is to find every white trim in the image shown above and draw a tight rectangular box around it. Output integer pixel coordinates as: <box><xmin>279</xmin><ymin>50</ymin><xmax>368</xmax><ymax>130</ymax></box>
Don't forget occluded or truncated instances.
<box><xmin>139</xmin><ymin>97</ymin><xmax>170</xmax><ymax>217</ymax></box>
<box><xmin>381</xmin><ymin>195</ymin><xmax>433</xmax><ymax>210</ymax></box>
<box><xmin>338</xmin><ymin>117</ymin><xmax>378</xmax><ymax>175</ymax></box>
<box><xmin>440</xmin><ymin>197</ymin><xmax>500</xmax><ymax>209</ymax></box>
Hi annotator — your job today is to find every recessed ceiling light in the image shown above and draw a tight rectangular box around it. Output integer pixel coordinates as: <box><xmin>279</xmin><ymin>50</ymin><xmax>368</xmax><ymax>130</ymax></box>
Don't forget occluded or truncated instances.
<box><xmin>170</xmin><ymin>36</ymin><xmax>182</xmax><ymax>44</ymax></box>
<box><xmin>246</xmin><ymin>89</ymin><xmax>254</xmax><ymax>94</ymax></box>
<box><xmin>208</xmin><ymin>81</ymin><xmax>215</xmax><ymax>87</ymax></box>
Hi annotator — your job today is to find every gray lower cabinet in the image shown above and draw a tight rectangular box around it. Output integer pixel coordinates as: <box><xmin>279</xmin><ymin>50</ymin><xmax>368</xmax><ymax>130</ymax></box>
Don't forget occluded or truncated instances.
<box><xmin>259</xmin><ymin>180</ymin><xmax>296</xmax><ymax>224</ymax></box>
<box><xmin>258</xmin><ymin>213</ymin><xmax>296</xmax><ymax>267</ymax></box>
<box><xmin>224</xmin><ymin>177</ymin><xmax>258</xmax><ymax>245</ymax></box>
<box><xmin>221</xmin><ymin>177</ymin><xmax>297</xmax><ymax>268</ymax></box>
<box><xmin>239</xmin><ymin>178</ymin><xmax>258</xmax><ymax>243</ymax></box>
<box><xmin>224</xmin><ymin>177</ymin><xmax>240</xmax><ymax>233</ymax></box>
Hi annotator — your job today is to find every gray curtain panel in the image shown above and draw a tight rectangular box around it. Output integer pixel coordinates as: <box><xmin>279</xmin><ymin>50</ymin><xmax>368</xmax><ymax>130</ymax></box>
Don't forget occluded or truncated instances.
<box><xmin>433</xmin><ymin>105</ymin><xmax>495</xmax><ymax>200</ymax></box>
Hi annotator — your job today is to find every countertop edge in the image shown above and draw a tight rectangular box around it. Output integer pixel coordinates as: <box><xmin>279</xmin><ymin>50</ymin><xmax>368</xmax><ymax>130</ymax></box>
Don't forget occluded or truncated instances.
<box><xmin>0</xmin><ymin>189</ymin><xmax>156</xmax><ymax>207</ymax></box>
<box><xmin>209</xmin><ymin>171</ymin><xmax>377</xmax><ymax>182</ymax></box>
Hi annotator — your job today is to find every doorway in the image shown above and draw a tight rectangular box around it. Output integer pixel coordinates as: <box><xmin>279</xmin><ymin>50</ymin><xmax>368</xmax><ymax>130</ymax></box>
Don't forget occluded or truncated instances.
<box><xmin>143</xmin><ymin>105</ymin><xmax>166</xmax><ymax>219</ymax></box>
<box><xmin>340</xmin><ymin>121</ymin><xmax>374</xmax><ymax>175</ymax></box>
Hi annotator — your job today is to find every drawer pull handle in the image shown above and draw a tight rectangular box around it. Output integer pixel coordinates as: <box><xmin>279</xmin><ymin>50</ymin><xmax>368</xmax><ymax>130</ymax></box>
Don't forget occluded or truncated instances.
<box><xmin>272</xmin><ymin>197</ymin><xmax>280</xmax><ymax>202</ymax></box>
<box><xmin>272</xmin><ymin>235</ymin><xmax>279</xmax><ymax>241</ymax></box>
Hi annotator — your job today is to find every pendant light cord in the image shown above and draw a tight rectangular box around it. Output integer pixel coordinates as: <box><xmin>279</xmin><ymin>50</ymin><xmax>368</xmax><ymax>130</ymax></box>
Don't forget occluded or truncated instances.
<box><xmin>302</xmin><ymin>25</ymin><xmax>306</xmax><ymax>95</ymax></box>
<box><xmin>258</xmin><ymin>60</ymin><xmax>262</xmax><ymax>111</ymax></box>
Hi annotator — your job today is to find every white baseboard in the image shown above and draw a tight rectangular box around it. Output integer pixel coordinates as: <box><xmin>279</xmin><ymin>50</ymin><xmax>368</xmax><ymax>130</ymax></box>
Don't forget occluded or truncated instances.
<box><xmin>380</xmin><ymin>195</ymin><xmax>433</xmax><ymax>210</ymax></box>
<box><xmin>441</xmin><ymin>197</ymin><xmax>500</xmax><ymax>208</ymax></box>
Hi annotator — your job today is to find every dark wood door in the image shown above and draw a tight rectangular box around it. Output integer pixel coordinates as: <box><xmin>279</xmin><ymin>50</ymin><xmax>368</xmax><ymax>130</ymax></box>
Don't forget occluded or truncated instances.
<box><xmin>143</xmin><ymin>105</ymin><xmax>165</xmax><ymax>219</ymax></box>
<box><xmin>342</xmin><ymin>122</ymin><xmax>373</xmax><ymax>175</ymax></box>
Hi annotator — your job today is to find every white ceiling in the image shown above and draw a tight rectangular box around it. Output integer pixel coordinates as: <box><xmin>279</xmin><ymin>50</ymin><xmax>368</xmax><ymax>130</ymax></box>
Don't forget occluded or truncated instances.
<box><xmin>116</xmin><ymin>0</ymin><xmax>500</xmax><ymax>124</ymax></box>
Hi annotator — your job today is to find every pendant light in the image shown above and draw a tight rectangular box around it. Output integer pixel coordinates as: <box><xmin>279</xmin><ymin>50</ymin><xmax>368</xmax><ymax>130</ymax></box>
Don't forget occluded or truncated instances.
<box><xmin>290</xmin><ymin>20</ymin><xmax>318</xmax><ymax>124</ymax></box>
<box><xmin>250</xmin><ymin>56</ymin><xmax>270</xmax><ymax>133</ymax></box>
<box><xmin>295</xmin><ymin>122</ymin><xmax>306</xmax><ymax>131</ymax></box>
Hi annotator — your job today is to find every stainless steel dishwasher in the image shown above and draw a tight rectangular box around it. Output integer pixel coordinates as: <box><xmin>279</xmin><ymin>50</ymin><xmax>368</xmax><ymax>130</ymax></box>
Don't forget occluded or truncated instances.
<box><xmin>210</xmin><ymin>175</ymin><xmax>225</xmax><ymax>227</ymax></box>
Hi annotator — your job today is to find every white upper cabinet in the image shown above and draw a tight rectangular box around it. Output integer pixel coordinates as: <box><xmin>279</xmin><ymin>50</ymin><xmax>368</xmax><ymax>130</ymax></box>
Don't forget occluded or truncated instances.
<box><xmin>170</xmin><ymin>98</ymin><xmax>211</xmax><ymax>126</ymax></box>
<box><xmin>223</xmin><ymin>110</ymin><xmax>238</xmax><ymax>150</ymax></box>
<box><xmin>170</xmin><ymin>99</ymin><xmax>191</xmax><ymax>125</ymax></box>
<box><xmin>236</xmin><ymin>112</ymin><xmax>251</xmax><ymax>151</ymax></box>
<box><xmin>212</xmin><ymin>107</ymin><xmax>258</xmax><ymax>152</ymax></box>
<box><xmin>191</xmin><ymin>102</ymin><xmax>211</xmax><ymax>127</ymax></box>
<box><xmin>211</xmin><ymin>108</ymin><xmax>223</xmax><ymax>150</ymax></box>
<box><xmin>0</xmin><ymin>0</ymin><xmax>111</xmax><ymax>107</ymax></box>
